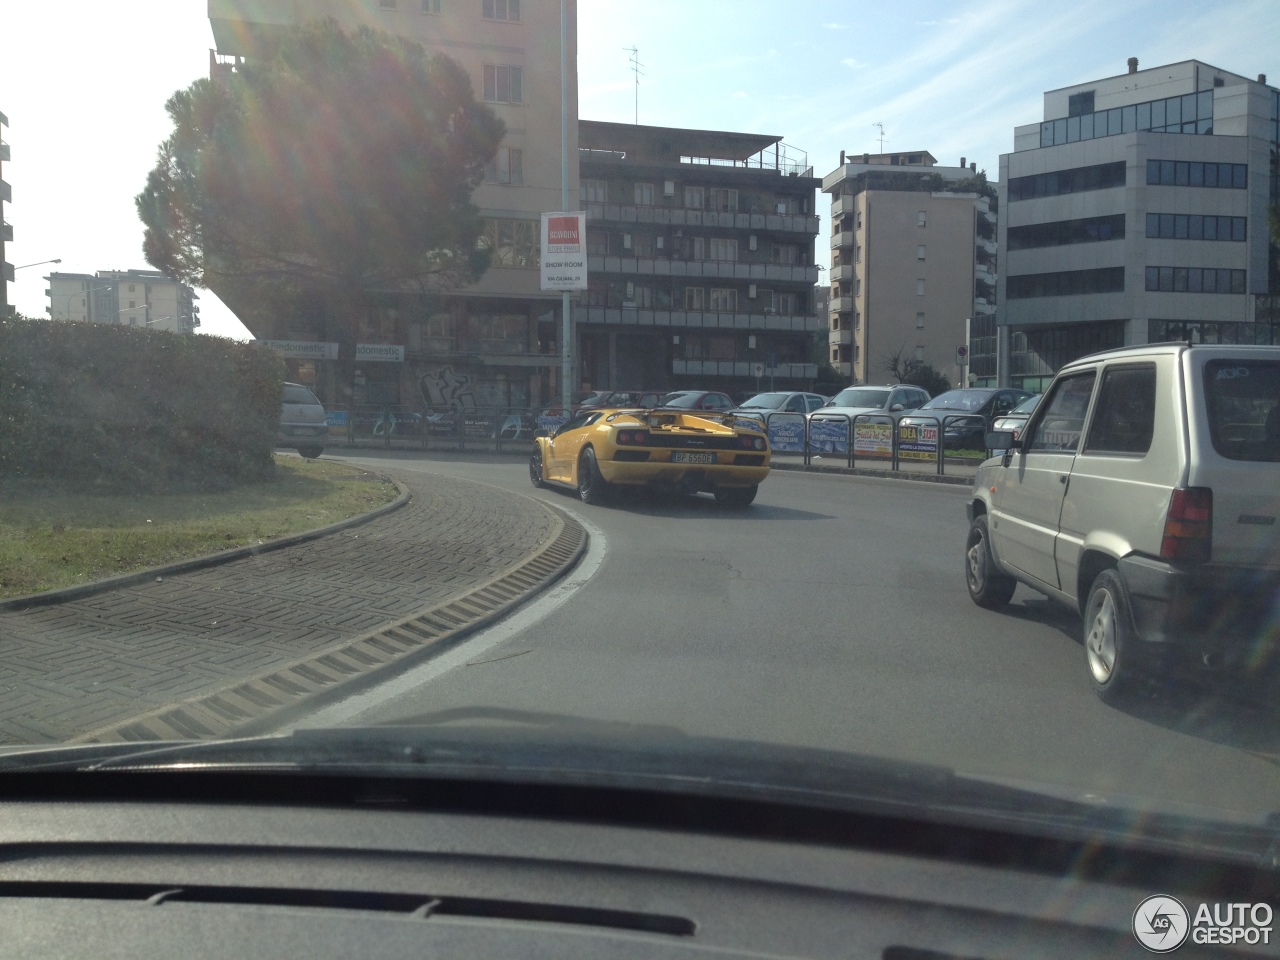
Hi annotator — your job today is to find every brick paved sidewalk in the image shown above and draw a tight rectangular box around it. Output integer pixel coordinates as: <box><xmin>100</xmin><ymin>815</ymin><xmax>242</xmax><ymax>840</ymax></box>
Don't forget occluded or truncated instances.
<box><xmin>0</xmin><ymin>472</ymin><xmax>579</xmax><ymax>745</ymax></box>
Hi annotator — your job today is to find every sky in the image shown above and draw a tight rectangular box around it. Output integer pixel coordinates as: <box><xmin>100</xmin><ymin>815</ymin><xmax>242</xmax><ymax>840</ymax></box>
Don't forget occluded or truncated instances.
<box><xmin>2</xmin><ymin>0</ymin><xmax>1277</xmax><ymax>341</ymax></box>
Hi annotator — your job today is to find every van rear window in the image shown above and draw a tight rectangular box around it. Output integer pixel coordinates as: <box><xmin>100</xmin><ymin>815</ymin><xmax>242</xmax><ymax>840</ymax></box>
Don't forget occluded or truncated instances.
<box><xmin>1203</xmin><ymin>360</ymin><xmax>1280</xmax><ymax>462</ymax></box>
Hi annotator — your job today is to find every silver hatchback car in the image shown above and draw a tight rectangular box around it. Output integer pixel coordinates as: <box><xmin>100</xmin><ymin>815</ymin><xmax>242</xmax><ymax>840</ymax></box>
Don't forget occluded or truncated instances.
<box><xmin>278</xmin><ymin>382</ymin><xmax>329</xmax><ymax>459</ymax></box>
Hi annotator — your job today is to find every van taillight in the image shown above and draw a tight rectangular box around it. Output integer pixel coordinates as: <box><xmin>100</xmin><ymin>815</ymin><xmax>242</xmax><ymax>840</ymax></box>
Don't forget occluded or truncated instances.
<box><xmin>1160</xmin><ymin>488</ymin><xmax>1212</xmax><ymax>563</ymax></box>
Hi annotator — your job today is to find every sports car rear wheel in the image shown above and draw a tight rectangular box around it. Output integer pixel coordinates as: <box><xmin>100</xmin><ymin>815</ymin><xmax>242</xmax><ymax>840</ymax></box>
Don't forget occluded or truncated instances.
<box><xmin>714</xmin><ymin>485</ymin><xmax>757</xmax><ymax>508</ymax></box>
<box><xmin>528</xmin><ymin>443</ymin><xmax>545</xmax><ymax>488</ymax></box>
<box><xmin>578</xmin><ymin>447</ymin><xmax>611</xmax><ymax>505</ymax></box>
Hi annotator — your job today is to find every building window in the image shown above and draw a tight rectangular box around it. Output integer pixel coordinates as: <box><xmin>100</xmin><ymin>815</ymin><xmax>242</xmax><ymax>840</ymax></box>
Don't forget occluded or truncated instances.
<box><xmin>484</xmin><ymin>147</ymin><xmax>523</xmax><ymax>184</ymax></box>
<box><xmin>1008</xmin><ymin>161</ymin><xmax>1126</xmax><ymax>202</ymax></box>
<box><xmin>1145</xmin><ymin>213</ymin><xmax>1246</xmax><ymax>242</ymax></box>
<box><xmin>684</xmin><ymin>186</ymin><xmax>705</xmax><ymax>209</ymax></box>
<box><xmin>1146</xmin><ymin>160</ymin><xmax>1247</xmax><ymax>189</ymax></box>
<box><xmin>1007</xmin><ymin>214</ymin><xmax>1126</xmax><ymax>250</ymax></box>
<box><xmin>709</xmin><ymin>337</ymin><xmax>736</xmax><ymax>360</ymax></box>
<box><xmin>1007</xmin><ymin>267</ymin><xmax>1126</xmax><ymax>299</ymax></box>
<box><xmin>772</xmin><ymin>243</ymin><xmax>799</xmax><ymax>265</ymax></box>
<box><xmin>916</xmin><ymin>312</ymin><xmax>925</xmax><ymax>329</ymax></box>
<box><xmin>855</xmin><ymin>211</ymin><xmax>862</xmax><ymax>230</ymax></box>
<box><xmin>634</xmin><ymin>182</ymin><xmax>654</xmax><ymax>206</ymax></box>
<box><xmin>633</xmin><ymin>234</ymin><xmax>653</xmax><ymax>258</ymax></box>
<box><xmin>708</xmin><ymin>188</ymin><xmax>738</xmax><ymax>213</ymax></box>
<box><xmin>917</xmin><ymin>245</ymin><xmax>926</xmax><ymax>260</ymax></box>
<box><xmin>914</xmin><ymin>346</ymin><xmax>925</xmax><ymax>361</ymax></box>
<box><xmin>482</xmin><ymin>0</ymin><xmax>519</xmax><ymax>20</ymax></box>
<box><xmin>916</xmin><ymin>279</ymin><xmax>925</xmax><ymax>296</ymax></box>
<box><xmin>128</xmin><ymin>284</ymin><xmax>136</xmax><ymax>292</ymax></box>
<box><xmin>709</xmin><ymin>288</ymin><xmax>737</xmax><ymax>312</ymax></box>
<box><xmin>586</xmin><ymin>230</ymin><xmax>607</xmax><ymax>256</ymax></box>
<box><xmin>1149</xmin><ymin>318</ymin><xmax>1280</xmax><ymax>345</ymax></box>
<box><xmin>1144</xmin><ymin>266</ymin><xmax>1246</xmax><ymax>294</ymax></box>
<box><xmin>855</xmin><ymin>245</ymin><xmax>862</xmax><ymax>264</ymax></box>
<box><xmin>775</xmin><ymin>291</ymin><xmax>799</xmax><ymax>314</ymax></box>
<box><xmin>483</xmin><ymin>64</ymin><xmax>523</xmax><ymax>103</ymax></box>
<box><xmin>708</xmin><ymin>238</ymin><xmax>738</xmax><ymax>261</ymax></box>
<box><xmin>630</xmin><ymin>284</ymin><xmax>654</xmax><ymax>308</ymax></box>
<box><xmin>685</xmin><ymin>287</ymin><xmax>705</xmax><ymax>310</ymax></box>
<box><xmin>422</xmin><ymin>0</ymin><xmax>441</xmax><ymax>12</ymax></box>
<box><xmin>917</xmin><ymin>211</ymin><xmax>926</xmax><ymax>227</ymax></box>
<box><xmin>855</xmin><ymin>278</ymin><xmax>862</xmax><ymax>298</ymax></box>
<box><xmin>478</xmin><ymin>218</ymin><xmax>539</xmax><ymax>268</ymax></box>
<box><xmin>580</xmin><ymin>179</ymin><xmax>606</xmax><ymax>203</ymax></box>
<box><xmin>1041</xmin><ymin>89</ymin><xmax>1213</xmax><ymax>147</ymax></box>
<box><xmin>1067</xmin><ymin>90</ymin><xmax>1095</xmax><ymax>117</ymax></box>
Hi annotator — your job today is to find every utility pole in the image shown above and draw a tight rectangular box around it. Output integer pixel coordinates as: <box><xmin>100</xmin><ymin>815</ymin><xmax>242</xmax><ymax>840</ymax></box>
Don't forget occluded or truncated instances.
<box><xmin>560</xmin><ymin>0</ymin><xmax>572</xmax><ymax>416</ymax></box>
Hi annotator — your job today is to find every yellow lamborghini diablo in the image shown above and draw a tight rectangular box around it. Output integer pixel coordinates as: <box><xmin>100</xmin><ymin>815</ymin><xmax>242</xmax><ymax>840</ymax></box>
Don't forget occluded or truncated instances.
<box><xmin>530</xmin><ymin>408</ymin><xmax>770</xmax><ymax>507</ymax></box>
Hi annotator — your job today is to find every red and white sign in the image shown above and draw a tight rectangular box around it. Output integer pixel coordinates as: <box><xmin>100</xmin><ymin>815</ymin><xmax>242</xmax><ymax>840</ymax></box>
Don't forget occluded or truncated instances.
<box><xmin>540</xmin><ymin>211</ymin><xmax>588</xmax><ymax>291</ymax></box>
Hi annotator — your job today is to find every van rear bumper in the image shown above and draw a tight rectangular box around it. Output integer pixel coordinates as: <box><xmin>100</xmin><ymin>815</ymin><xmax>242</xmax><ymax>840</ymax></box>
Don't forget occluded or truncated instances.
<box><xmin>1119</xmin><ymin>555</ymin><xmax>1280</xmax><ymax>668</ymax></box>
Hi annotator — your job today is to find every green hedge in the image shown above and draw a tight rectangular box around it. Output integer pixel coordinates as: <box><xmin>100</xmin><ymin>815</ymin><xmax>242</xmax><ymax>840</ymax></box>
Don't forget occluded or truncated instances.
<box><xmin>0</xmin><ymin>317</ymin><xmax>285</xmax><ymax>492</ymax></box>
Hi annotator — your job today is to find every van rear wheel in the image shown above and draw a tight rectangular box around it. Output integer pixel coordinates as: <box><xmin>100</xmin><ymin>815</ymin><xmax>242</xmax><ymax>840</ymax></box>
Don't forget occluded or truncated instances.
<box><xmin>298</xmin><ymin>445</ymin><xmax>324</xmax><ymax>459</ymax></box>
<box><xmin>1084</xmin><ymin>569</ymin><xmax>1150</xmax><ymax>705</ymax></box>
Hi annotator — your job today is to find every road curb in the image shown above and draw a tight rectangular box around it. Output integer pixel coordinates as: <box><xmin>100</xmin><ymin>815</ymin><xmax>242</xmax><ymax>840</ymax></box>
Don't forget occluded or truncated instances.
<box><xmin>0</xmin><ymin>473</ymin><xmax>411</xmax><ymax>613</ymax></box>
<box><xmin>71</xmin><ymin>500</ymin><xmax>589</xmax><ymax>745</ymax></box>
<box><xmin>770</xmin><ymin>460</ymin><xmax>974</xmax><ymax>486</ymax></box>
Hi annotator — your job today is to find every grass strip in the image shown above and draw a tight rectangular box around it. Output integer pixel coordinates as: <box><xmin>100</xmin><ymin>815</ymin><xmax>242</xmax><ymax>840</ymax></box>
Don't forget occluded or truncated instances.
<box><xmin>0</xmin><ymin>456</ymin><xmax>398</xmax><ymax>599</ymax></box>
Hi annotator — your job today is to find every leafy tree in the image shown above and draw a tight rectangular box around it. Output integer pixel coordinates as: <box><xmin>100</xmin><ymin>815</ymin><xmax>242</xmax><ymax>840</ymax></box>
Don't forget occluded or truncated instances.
<box><xmin>137</xmin><ymin>19</ymin><xmax>505</xmax><ymax>336</ymax></box>
<box><xmin>882</xmin><ymin>345</ymin><xmax>954</xmax><ymax>397</ymax></box>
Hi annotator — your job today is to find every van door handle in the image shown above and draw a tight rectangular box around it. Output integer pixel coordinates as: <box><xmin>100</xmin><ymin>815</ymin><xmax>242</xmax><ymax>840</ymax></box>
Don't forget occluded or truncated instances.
<box><xmin>1059</xmin><ymin>475</ymin><xmax>1068</xmax><ymax>484</ymax></box>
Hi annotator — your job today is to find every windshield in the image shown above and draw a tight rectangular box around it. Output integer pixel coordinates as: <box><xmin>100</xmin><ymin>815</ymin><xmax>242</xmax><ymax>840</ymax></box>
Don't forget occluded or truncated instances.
<box><xmin>919</xmin><ymin>390</ymin><xmax>990</xmax><ymax>412</ymax></box>
<box><xmin>1007</xmin><ymin>394</ymin><xmax>1041</xmax><ymax>416</ymax></box>
<box><xmin>658</xmin><ymin>392</ymin><xmax>703</xmax><ymax>408</ymax></box>
<box><xmin>4</xmin><ymin>2</ymin><xmax>1280</xmax><ymax>898</ymax></box>
<box><xmin>827</xmin><ymin>388</ymin><xmax>891</xmax><ymax>409</ymax></box>
<box><xmin>737</xmin><ymin>392</ymin><xmax>791</xmax><ymax>409</ymax></box>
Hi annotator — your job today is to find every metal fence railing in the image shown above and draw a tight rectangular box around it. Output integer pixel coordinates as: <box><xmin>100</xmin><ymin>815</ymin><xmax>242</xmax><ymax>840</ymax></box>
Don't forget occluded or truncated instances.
<box><xmin>802</xmin><ymin>412</ymin><xmax>992</xmax><ymax>475</ymax></box>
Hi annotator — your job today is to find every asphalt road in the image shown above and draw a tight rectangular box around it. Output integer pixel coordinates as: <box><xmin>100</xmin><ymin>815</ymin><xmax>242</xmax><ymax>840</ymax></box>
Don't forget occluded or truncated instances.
<box><xmin>299</xmin><ymin>450</ymin><xmax>1280</xmax><ymax>822</ymax></box>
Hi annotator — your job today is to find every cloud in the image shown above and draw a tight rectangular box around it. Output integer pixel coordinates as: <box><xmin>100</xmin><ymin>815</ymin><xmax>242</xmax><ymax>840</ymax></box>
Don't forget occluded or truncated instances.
<box><xmin>841</xmin><ymin>58</ymin><xmax>867</xmax><ymax>70</ymax></box>
<box><xmin>919</xmin><ymin>17</ymin><xmax>962</xmax><ymax>25</ymax></box>
<box><xmin>732</xmin><ymin>90</ymin><xmax>749</xmax><ymax>99</ymax></box>
<box><xmin>823</xmin><ymin>22</ymin><xmax>848</xmax><ymax>30</ymax></box>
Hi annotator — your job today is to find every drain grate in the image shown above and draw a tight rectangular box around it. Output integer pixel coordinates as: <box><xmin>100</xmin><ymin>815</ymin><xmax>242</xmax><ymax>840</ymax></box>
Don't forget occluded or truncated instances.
<box><xmin>75</xmin><ymin>506</ymin><xmax>588</xmax><ymax>744</ymax></box>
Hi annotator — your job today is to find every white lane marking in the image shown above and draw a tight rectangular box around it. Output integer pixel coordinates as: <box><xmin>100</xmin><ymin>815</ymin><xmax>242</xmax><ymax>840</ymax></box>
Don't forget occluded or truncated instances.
<box><xmin>274</xmin><ymin>508</ymin><xmax>608</xmax><ymax>732</ymax></box>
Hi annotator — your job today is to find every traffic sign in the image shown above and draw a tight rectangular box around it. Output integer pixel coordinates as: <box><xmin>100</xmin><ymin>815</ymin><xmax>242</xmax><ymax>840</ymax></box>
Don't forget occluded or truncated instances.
<box><xmin>752</xmin><ymin>362</ymin><xmax>765</xmax><ymax>378</ymax></box>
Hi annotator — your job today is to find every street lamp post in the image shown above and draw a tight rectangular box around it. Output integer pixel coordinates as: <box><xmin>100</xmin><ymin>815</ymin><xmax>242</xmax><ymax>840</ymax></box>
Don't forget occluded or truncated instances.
<box><xmin>13</xmin><ymin>258</ymin><xmax>61</xmax><ymax>271</ymax></box>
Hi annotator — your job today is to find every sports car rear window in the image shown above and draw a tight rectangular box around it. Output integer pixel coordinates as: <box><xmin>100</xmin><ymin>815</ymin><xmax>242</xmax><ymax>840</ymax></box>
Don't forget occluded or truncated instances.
<box><xmin>1203</xmin><ymin>360</ymin><xmax>1280</xmax><ymax>462</ymax></box>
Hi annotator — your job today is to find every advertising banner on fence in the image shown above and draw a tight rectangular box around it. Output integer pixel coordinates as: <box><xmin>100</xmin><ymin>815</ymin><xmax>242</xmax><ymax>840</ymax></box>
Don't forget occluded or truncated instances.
<box><xmin>767</xmin><ymin>414</ymin><xmax>806</xmax><ymax>453</ymax></box>
<box><xmin>855</xmin><ymin>421</ymin><xmax>894</xmax><ymax>456</ymax></box>
<box><xmin>540</xmin><ymin>212</ymin><xmax>588</xmax><ymax>291</ymax></box>
<box><xmin>898</xmin><ymin>422</ymin><xmax>939</xmax><ymax>460</ymax></box>
<box><xmin>807</xmin><ymin>418</ymin><xmax>848</xmax><ymax>454</ymax></box>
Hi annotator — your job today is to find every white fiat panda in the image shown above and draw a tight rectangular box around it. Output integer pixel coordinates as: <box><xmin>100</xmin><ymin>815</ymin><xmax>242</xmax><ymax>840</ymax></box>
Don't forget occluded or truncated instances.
<box><xmin>965</xmin><ymin>343</ymin><xmax>1280</xmax><ymax>704</ymax></box>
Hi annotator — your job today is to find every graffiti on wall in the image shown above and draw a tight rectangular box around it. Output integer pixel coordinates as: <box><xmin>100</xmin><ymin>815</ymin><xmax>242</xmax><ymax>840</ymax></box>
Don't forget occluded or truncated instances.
<box><xmin>419</xmin><ymin>366</ymin><xmax>478</xmax><ymax>412</ymax></box>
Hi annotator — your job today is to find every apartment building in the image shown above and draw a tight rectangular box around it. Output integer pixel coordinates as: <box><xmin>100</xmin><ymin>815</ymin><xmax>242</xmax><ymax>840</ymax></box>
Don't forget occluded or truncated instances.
<box><xmin>996</xmin><ymin>58</ymin><xmax>1280</xmax><ymax>390</ymax></box>
<box><xmin>1</xmin><ymin>108</ymin><xmax>12</xmax><ymax>316</ymax></box>
<box><xmin>207</xmin><ymin>0</ymin><xmax>578</xmax><ymax>413</ymax></box>
<box><xmin>575</xmin><ymin>121</ymin><xmax>821</xmax><ymax>394</ymax></box>
<box><xmin>823</xmin><ymin>151</ymin><xmax>996</xmax><ymax>387</ymax></box>
<box><xmin>47</xmin><ymin>269</ymin><xmax>199</xmax><ymax>334</ymax></box>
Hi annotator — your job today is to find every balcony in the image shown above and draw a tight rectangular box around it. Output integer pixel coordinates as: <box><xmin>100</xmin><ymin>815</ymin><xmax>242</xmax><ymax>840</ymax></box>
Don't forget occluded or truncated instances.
<box><xmin>673</xmin><ymin>360</ymin><xmax>818</xmax><ymax>379</ymax></box>
<box><xmin>572</xmin><ymin>303</ymin><xmax>822</xmax><ymax>333</ymax></box>
<box><xmin>830</xmin><ymin>296</ymin><xmax>855</xmax><ymax>314</ymax></box>
<box><xmin>829</xmin><ymin>328</ymin><xmax>853</xmax><ymax>345</ymax></box>
<box><xmin>587</xmin><ymin>255</ymin><xmax>819</xmax><ymax>285</ymax></box>
<box><xmin>584</xmin><ymin>202</ymin><xmax>819</xmax><ymax>236</ymax></box>
<box><xmin>831</xmin><ymin>361</ymin><xmax>853</xmax><ymax>379</ymax></box>
<box><xmin>1</xmin><ymin>221</ymin><xmax>11</xmax><ymax>243</ymax></box>
<box><xmin>0</xmin><ymin>141</ymin><xmax>8</xmax><ymax>162</ymax></box>
<box><xmin>830</xmin><ymin>195</ymin><xmax>857</xmax><ymax>218</ymax></box>
<box><xmin>975</xmin><ymin>266</ymin><xmax>996</xmax><ymax>286</ymax></box>
<box><xmin>830</xmin><ymin>263</ymin><xmax>856</xmax><ymax>282</ymax></box>
<box><xmin>830</xmin><ymin>231</ymin><xmax>855</xmax><ymax>249</ymax></box>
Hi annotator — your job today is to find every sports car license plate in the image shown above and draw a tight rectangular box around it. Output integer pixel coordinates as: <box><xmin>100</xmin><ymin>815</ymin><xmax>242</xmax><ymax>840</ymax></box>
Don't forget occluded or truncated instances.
<box><xmin>671</xmin><ymin>451</ymin><xmax>716</xmax><ymax>464</ymax></box>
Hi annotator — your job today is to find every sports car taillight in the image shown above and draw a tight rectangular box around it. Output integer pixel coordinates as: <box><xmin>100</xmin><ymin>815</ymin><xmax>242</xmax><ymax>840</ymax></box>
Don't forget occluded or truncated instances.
<box><xmin>616</xmin><ymin>430</ymin><xmax>649</xmax><ymax>445</ymax></box>
<box><xmin>1160</xmin><ymin>487</ymin><xmax>1212</xmax><ymax>564</ymax></box>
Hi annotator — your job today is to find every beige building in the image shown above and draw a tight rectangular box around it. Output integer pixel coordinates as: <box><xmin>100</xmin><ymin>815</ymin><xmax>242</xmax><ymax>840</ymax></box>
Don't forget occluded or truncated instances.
<box><xmin>823</xmin><ymin>151</ymin><xmax>997</xmax><ymax>388</ymax></box>
<box><xmin>208</xmin><ymin>0</ymin><xmax>579</xmax><ymax>413</ymax></box>
<box><xmin>47</xmin><ymin>269</ymin><xmax>199</xmax><ymax>334</ymax></box>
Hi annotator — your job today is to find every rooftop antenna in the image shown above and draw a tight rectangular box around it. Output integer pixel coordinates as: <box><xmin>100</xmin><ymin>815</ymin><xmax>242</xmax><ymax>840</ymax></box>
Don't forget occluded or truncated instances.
<box><xmin>873</xmin><ymin>122</ymin><xmax>886</xmax><ymax>153</ymax></box>
<box><xmin>624</xmin><ymin>45</ymin><xmax>644</xmax><ymax>124</ymax></box>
